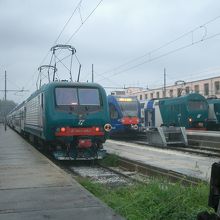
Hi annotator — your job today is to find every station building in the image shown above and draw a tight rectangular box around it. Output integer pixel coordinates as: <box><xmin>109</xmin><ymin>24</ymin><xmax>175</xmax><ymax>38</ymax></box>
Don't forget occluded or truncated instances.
<box><xmin>125</xmin><ymin>76</ymin><xmax>220</xmax><ymax>101</ymax></box>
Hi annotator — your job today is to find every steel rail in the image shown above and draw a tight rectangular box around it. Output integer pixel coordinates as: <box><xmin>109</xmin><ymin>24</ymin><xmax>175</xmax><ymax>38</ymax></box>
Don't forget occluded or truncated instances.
<box><xmin>113</xmin><ymin>155</ymin><xmax>205</xmax><ymax>186</ymax></box>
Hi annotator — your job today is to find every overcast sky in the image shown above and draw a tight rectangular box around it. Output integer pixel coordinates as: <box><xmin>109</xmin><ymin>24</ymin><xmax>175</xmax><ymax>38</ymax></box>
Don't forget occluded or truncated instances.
<box><xmin>1</xmin><ymin>0</ymin><xmax>220</xmax><ymax>103</ymax></box>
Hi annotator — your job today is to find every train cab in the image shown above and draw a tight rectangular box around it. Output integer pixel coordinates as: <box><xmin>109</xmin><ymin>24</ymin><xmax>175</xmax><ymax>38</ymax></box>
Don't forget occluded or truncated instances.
<box><xmin>108</xmin><ymin>95</ymin><xmax>141</xmax><ymax>135</ymax></box>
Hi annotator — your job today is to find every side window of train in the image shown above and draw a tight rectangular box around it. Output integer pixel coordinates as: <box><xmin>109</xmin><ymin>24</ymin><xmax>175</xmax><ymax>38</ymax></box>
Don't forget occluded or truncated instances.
<box><xmin>109</xmin><ymin>104</ymin><xmax>118</xmax><ymax>119</ymax></box>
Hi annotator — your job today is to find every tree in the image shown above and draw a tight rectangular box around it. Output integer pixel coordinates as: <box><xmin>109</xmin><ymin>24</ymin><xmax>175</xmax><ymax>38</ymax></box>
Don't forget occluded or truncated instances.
<box><xmin>0</xmin><ymin>100</ymin><xmax>17</xmax><ymax>123</ymax></box>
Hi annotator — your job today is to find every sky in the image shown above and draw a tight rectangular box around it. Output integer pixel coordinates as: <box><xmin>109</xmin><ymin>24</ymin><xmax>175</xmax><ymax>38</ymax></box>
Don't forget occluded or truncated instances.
<box><xmin>1</xmin><ymin>0</ymin><xmax>220</xmax><ymax>103</ymax></box>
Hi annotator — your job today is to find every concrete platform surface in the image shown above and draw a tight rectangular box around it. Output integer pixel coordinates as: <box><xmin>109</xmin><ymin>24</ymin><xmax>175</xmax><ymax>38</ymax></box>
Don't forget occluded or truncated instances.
<box><xmin>0</xmin><ymin>126</ymin><xmax>123</xmax><ymax>220</ymax></box>
<box><xmin>105</xmin><ymin>139</ymin><xmax>220</xmax><ymax>181</ymax></box>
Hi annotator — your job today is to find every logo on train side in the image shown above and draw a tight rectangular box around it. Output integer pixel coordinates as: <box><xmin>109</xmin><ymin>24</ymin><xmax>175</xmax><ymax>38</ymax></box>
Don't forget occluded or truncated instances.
<box><xmin>78</xmin><ymin>120</ymin><xmax>85</xmax><ymax>126</ymax></box>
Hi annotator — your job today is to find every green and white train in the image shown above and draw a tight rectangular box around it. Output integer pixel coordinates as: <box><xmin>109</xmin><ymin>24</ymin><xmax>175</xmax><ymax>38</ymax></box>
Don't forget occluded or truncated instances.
<box><xmin>144</xmin><ymin>93</ymin><xmax>208</xmax><ymax>129</ymax></box>
<box><xmin>7</xmin><ymin>81</ymin><xmax>112</xmax><ymax>160</ymax></box>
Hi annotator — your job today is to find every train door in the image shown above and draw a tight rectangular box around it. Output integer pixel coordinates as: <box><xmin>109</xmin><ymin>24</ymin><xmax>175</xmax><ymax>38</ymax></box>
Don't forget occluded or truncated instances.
<box><xmin>144</xmin><ymin>100</ymin><xmax>155</xmax><ymax>127</ymax></box>
<box><xmin>176</xmin><ymin>104</ymin><xmax>182</xmax><ymax>126</ymax></box>
<box><xmin>144</xmin><ymin>109</ymin><xmax>155</xmax><ymax>127</ymax></box>
<box><xmin>140</xmin><ymin>102</ymin><xmax>145</xmax><ymax>126</ymax></box>
<box><xmin>154</xmin><ymin>101</ymin><xmax>163</xmax><ymax>127</ymax></box>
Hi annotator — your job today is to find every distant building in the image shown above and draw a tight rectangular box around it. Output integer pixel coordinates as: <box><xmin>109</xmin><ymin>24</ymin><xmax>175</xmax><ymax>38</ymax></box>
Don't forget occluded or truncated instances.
<box><xmin>125</xmin><ymin>87</ymin><xmax>144</xmax><ymax>95</ymax></box>
<box><xmin>125</xmin><ymin>76</ymin><xmax>220</xmax><ymax>101</ymax></box>
<box><xmin>110</xmin><ymin>90</ymin><xmax>126</xmax><ymax>96</ymax></box>
<box><xmin>110</xmin><ymin>87</ymin><xmax>143</xmax><ymax>96</ymax></box>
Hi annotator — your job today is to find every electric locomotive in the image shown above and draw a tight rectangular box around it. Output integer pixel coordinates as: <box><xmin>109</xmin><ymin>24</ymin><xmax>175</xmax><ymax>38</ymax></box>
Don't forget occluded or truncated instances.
<box><xmin>144</xmin><ymin>93</ymin><xmax>208</xmax><ymax>129</ymax></box>
<box><xmin>7</xmin><ymin>81</ymin><xmax>112</xmax><ymax>160</ymax></box>
<box><xmin>108</xmin><ymin>95</ymin><xmax>141</xmax><ymax>135</ymax></box>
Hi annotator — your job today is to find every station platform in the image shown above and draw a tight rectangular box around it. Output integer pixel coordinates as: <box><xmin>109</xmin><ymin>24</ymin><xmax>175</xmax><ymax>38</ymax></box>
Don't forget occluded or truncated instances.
<box><xmin>105</xmin><ymin>139</ymin><xmax>220</xmax><ymax>181</ymax></box>
<box><xmin>0</xmin><ymin>125</ymin><xmax>123</xmax><ymax>220</ymax></box>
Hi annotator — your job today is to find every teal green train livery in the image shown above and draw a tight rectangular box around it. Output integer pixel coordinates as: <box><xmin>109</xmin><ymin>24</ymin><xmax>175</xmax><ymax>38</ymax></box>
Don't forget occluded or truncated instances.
<box><xmin>144</xmin><ymin>93</ymin><xmax>208</xmax><ymax>129</ymax></box>
<box><xmin>7</xmin><ymin>81</ymin><xmax>112</xmax><ymax>160</ymax></box>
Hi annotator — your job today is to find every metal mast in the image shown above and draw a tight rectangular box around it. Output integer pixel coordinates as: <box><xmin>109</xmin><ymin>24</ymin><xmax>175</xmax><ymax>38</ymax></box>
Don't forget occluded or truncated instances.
<box><xmin>50</xmin><ymin>44</ymin><xmax>76</xmax><ymax>82</ymax></box>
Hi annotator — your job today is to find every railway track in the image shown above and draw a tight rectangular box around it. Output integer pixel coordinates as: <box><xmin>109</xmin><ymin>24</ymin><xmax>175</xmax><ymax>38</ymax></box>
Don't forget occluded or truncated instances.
<box><xmin>26</xmin><ymin>134</ymin><xmax>206</xmax><ymax>186</ymax></box>
<box><xmin>34</xmin><ymin>140</ymin><xmax>202</xmax><ymax>186</ymax></box>
<box><xmin>114</xmin><ymin>155</ymin><xmax>203</xmax><ymax>185</ymax></box>
<box><xmin>111</xmin><ymin>132</ymin><xmax>220</xmax><ymax>158</ymax></box>
<box><xmin>52</xmin><ymin>156</ymin><xmax>202</xmax><ymax>187</ymax></box>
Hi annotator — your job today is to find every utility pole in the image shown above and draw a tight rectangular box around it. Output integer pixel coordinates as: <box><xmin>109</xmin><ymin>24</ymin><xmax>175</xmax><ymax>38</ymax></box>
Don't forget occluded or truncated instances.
<box><xmin>92</xmin><ymin>64</ymin><xmax>94</xmax><ymax>83</ymax></box>
<box><xmin>4</xmin><ymin>70</ymin><xmax>7</xmax><ymax>131</ymax></box>
<box><xmin>163</xmin><ymin>68</ymin><xmax>166</xmax><ymax>98</ymax></box>
<box><xmin>4</xmin><ymin>70</ymin><xmax>6</xmax><ymax>101</ymax></box>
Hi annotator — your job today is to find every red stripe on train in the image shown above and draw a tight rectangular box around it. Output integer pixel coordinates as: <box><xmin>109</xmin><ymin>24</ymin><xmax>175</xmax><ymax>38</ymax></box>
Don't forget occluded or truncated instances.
<box><xmin>55</xmin><ymin>127</ymin><xmax>104</xmax><ymax>137</ymax></box>
<box><xmin>121</xmin><ymin>117</ymin><xmax>139</xmax><ymax>125</ymax></box>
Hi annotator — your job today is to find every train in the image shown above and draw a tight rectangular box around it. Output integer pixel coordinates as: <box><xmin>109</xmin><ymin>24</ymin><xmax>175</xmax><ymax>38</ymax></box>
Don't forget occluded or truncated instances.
<box><xmin>108</xmin><ymin>95</ymin><xmax>141</xmax><ymax>135</ymax></box>
<box><xmin>206</xmin><ymin>97</ymin><xmax>220</xmax><ymax>130</ymax></box>
<box><xmin>144</xmin><ymin>93</ymin><xmax>208</xmax><ymax>129</ymax></box>
<box><xmin>7</xmin><ymin>81</ymin><xmax>112</xmax><ymax>160</ymax></box>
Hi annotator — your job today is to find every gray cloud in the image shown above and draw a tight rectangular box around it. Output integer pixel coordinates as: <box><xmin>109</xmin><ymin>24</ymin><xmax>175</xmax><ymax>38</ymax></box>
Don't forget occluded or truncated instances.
<box><xmin>0</xmin><ymin>0</ymin><xmax>220</xmax><ymax>103</ymax></box>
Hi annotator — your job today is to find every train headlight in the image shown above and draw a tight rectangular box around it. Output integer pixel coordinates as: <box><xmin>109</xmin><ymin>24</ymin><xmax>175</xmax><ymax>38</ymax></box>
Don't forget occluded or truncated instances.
<box><xmin>104</xmin><ymin>124</ymin><xmax>112</xmax><ymax>132</ymax></box>
<box><xmin>188</xmin><ymin>118</ymin><xmax>192</xmax><ymax>123</ymax></box>
<box><xmin>132</xmin><ymin>124</ymin><xmax>138</xmax><ymax>130</ymax></box>
<box><xmin>60</xmin><ymin>127</ymin><xmax>66</xmax><ymax>132</ymax></box>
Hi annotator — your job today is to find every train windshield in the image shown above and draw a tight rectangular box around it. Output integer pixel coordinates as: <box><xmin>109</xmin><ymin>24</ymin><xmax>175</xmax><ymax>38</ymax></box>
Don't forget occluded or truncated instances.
<box><xmin>117</xmin><ymin>98</ymin><xmax>138</xmax><ymax>117</ymax></box>
<box><xmin>187</xmin><ymin>100</ymin><xmax>207</xmax><ymax>111</ymax></box>
<box><xmin>55</xmin><ymin>87</ymin><xmax>101</xmax><ymax>113</ymax></box>
<box><xmin>55</xmin><ymin>88</ymin><xmax>78</xmax><ymax>105</ymax></box>
<box><xmin>78</xmin><ymin>88</ymin><xmax>100</xmax><ymax>105</ymax></box>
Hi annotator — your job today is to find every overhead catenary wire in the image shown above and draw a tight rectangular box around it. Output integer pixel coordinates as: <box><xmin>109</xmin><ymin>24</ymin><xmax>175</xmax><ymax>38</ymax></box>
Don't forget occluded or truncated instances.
<box><xmin>48</xmin><ymin>0</ymin><xmax>104</xmax><ymax>82</ymax></box>
<box><xmin>96</xmin><ymin>31</ymin><xmax>220</xmax><ymax>83</ymax></box>
<box><xmin>95</xmin><ymin>14</ymin><xmax>220</xmax><ymax>80</ymax></box>
<box><xmin>138</xmin><ymin>67</ymin><xmax>220</xmax><ymax>92</ymax></box>
<box><xmin>65</xmin><ymin>0</ymin><xmax>103</xmax><ymax>44</ymax></box>
<box><xmin>21</xmin><ymin>0</ymin><xmax>103</xmax><ymax>95</ymax></box>
<box><xmin>81</xmin><ymin>69</ymin><xmax>123</xmax><ymax>87</ymax></box>
<box><xmin>21</xmin><ymin>0</ymin><xmax>85</xmax><ymax>91</ymax></box>
<box><xmin>44</xmin><ymin>0</ymin><xmax>103</xmax><ymax>83</ymax></box>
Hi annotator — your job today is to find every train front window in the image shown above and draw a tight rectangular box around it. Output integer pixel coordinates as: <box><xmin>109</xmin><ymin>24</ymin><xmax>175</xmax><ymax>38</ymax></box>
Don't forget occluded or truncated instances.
<box><xmin>117</xmin><ymin>98</ymin><xmax>138</xmax><ymax>117</ymax></box>
<box><xmin>55</xmin><ymin>87</ymin><xmax>101</xmax><ymax>113</ymax></box>
<box><xmin>55</xmin><ymin>88</ymin><xmax>78</xmax><ymax>105</ymax></box>
<box><xmin>78</xmin><ymin>88</ymin><xmax>100</xmax><ymax>106</ymax></box>
<box><xmin>187</xmin><ymin>100</ymin><xmax>207</xmax><ymax>111</ymax></box>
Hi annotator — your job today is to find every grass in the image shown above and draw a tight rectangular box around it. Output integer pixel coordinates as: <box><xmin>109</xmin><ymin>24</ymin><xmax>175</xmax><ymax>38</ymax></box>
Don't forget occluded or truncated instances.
<box><xmin>99</xmin><ymin>154</ymin><xmax>120</xmax><ymax>167</ymax></box>
<box><xmin>78</xmin><ymin>177</ymin><xmax>214</xmax><ymax>220</ymax></box>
